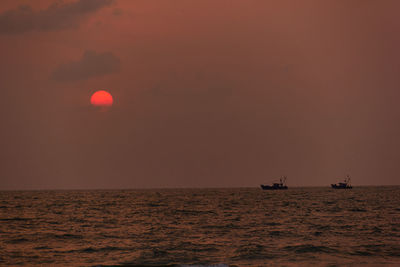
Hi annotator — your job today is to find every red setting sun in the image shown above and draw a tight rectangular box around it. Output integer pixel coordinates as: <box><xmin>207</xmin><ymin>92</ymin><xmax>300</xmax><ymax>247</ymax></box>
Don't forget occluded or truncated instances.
<box><xmin>90</xmin><ymin>90</ymin><xmax>113</xmax><ymax>107</ymax></box>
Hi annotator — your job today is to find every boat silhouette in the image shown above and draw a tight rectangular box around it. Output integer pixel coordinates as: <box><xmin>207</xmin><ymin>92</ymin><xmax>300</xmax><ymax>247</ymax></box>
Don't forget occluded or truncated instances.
<box><xmin>331</xmin><ymin>175</ymin><xmax>353</xmax><ymax>189</ymax></box>
<box><xmin>261</xmin><ymin>176</ymin><xmax>288</xmax><ymax>190</ymax></box>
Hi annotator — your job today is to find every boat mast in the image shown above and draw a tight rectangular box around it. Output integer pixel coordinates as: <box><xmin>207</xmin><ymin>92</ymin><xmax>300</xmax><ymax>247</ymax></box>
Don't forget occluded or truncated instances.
<box><xmin>281</xmin><ymin>176</ymin><xmax>287</xmax><ymax>186</ymax></box>
<box><xmin>346</xmin><ymin>175</ymin><xmax>351</xmax><ymax>185</ymax></box>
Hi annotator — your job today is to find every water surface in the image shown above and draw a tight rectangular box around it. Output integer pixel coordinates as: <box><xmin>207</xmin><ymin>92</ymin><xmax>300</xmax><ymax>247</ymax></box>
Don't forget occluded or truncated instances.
<box><xmin>1</xmin><ymin>187</ymin><xmax>399</xmax><ymax>266</ymax></box>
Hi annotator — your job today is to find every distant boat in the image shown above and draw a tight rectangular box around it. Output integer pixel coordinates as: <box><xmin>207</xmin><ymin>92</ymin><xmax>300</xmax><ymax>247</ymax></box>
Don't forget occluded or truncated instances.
<box><xmin>331</xmin><ymin>175</ymin><xmax>353</xmax><ymax>189</ymax></box>
<box><xmin>261</xmin><ymin>176</ymin><xmax>288</xmax><ymax>190</ymax></box>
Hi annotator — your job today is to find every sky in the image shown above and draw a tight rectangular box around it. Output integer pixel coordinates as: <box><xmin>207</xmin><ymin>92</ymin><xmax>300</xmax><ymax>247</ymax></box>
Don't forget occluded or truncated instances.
<box><xmin>1</xmin><ymin>0</ymin><xmax>400</xmax><ymax>189</ymax></box>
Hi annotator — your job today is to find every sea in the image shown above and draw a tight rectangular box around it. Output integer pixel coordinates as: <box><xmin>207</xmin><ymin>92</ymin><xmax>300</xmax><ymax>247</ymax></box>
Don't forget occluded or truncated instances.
<box><xmin>0</xmin><ymin>187</ymin><xmax>399</xmax><ymax>266</ymax></box>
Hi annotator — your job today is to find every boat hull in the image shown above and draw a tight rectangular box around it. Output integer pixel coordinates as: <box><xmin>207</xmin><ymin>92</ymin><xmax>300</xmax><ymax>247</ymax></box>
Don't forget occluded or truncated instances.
<box><xmin>331</xmin><ymin>184</ymin><xmax>352</xmax><ymax>189</ymax></box>
<box><xmin>260</xmin><ymin>185</ymin><xmax>288</xmax><ymax>190</ymax></box>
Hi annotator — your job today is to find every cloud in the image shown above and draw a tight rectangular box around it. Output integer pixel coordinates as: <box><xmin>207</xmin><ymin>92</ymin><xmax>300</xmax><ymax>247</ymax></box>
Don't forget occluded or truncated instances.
<box><xmin>0</xmin><ymin>0</ymin><xmax>113</xmax><ymax>34</ymax></box>
<box><xmin>113</xmin><ymin>8</ymin><xmax>123</xmax><ymax>16</ymax></box>
<box><xmin>51</xmin><ymin>50</ymin><xmax>120</xmax><ymax>82</ymax></box>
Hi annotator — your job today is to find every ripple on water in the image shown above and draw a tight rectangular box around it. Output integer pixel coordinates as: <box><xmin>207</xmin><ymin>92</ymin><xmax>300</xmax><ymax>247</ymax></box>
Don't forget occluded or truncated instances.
<box><xmin>0</xmin><ymin>187</ymin><xmax>399</xmax><ymax>266</ymax></box>
<box><xmin>283</xmin><ymin>244</ymin><xmax>339</xmax><ymax>254</ymax></box>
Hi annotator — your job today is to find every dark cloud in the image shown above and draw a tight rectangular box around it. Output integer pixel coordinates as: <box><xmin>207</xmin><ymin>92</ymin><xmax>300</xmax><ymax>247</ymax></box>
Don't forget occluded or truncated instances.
<box><xmin>0</xmin><ymin>0</ymin><xmax>114</xmax><ymax>34</ymax></box>
<box><xmin>113</xmin><ymin>8</ymin><xmax>123</xmax><ymax>16</ymax></box>
<box><xmin>51</xmin><ymin>50</ymin><xmax>120</xmax><ymax>82</ymax></box>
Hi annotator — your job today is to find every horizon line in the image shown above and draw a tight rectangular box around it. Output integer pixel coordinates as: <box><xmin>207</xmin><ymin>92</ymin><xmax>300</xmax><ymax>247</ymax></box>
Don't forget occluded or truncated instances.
<box><xmin>1</xmin><ymin>184</ymin><xmax>400</xmax><ymax>191</ymax></box>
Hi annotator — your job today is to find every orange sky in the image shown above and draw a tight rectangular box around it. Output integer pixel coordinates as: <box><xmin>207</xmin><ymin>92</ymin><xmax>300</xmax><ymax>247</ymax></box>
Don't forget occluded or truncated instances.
<box><xmin>1</xmin><ymin>0</ymin><xmax>400</xmax><ymax>189</ymax></box>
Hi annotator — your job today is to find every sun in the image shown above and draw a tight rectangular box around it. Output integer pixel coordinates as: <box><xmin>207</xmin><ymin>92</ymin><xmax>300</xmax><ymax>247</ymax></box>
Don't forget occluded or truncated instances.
<box><xmin>90</xmin><ymin>90</ymin><xmax>113</xmax><ymax>107</ymax></box>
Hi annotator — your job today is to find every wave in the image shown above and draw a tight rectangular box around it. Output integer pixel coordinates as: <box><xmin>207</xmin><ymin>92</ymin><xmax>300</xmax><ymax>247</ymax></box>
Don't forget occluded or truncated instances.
<box><xmin>283</xmin><ymin>244</ymin><xmax>338</xmax><ymax>254</ymax></box>
<box><xmin>60</xmin><ymin>246</ymin><xmax>129</xmax><ymax>254</ymax></box>
<box><xmin>94</xmin><ymin>265</ymin><xmax>229</xmax><ymax>267</ymax></box>
<box><xmin>6</xmin><ymin>238</ymin><xmax>29</xmax><ymax>244</ymax></box>
<box><xmin>349</xmin><ymin>244</ymin><xmax>400</xmax><ymax>257</ymax></box>
<box><xmin>0</xmin><ymin>217</ymin><xmax>32</xmax><ymax>221</ymax></box>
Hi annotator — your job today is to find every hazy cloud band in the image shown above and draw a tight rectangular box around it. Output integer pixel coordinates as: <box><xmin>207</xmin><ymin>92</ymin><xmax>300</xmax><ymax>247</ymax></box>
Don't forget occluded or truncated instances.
<box><xmin>0</xmin><ymin>0</ymin><xmax>114</xmax><ymax>34</ymax></box>
<box><xmin>51</xmin><ymin>50</ymin><xmax>120</xmax><ymax>82</ymax></box>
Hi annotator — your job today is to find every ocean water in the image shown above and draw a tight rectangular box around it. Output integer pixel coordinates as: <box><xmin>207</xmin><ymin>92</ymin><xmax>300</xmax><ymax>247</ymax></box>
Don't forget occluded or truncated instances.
<box><xmin>0</xmin><ymin>187</ymin><xmax>399</xmax><ymax>266</ymax></box>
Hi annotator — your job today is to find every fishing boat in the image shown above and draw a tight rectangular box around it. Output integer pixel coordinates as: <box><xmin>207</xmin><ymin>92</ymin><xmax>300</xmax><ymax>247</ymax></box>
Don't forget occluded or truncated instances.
<box><xmin>261</xmin><ymin>176</ymin><xmax>288</xmax><ymax>190</ymax></box>
<box><xmin>331</xmin><ymin>175</ymin><xmax>353</xmax><ymax>189</ymax></box>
